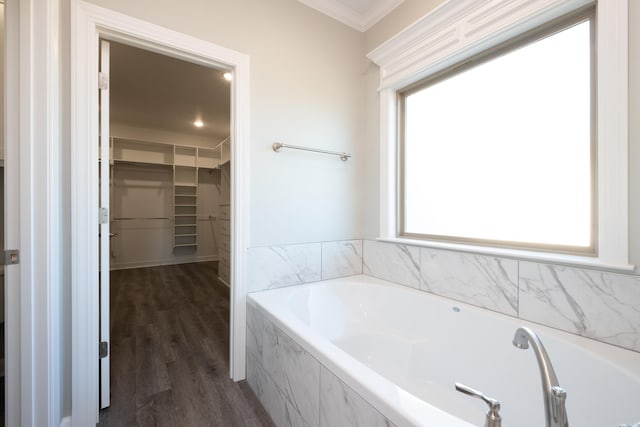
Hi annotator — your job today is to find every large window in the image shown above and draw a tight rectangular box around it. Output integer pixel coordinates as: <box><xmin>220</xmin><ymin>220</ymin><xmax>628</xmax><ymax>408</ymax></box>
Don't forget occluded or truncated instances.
<box><xmin>398</xmin><ymin>13</ymin><xmax>594</xmax><ymax>254</ymax></box>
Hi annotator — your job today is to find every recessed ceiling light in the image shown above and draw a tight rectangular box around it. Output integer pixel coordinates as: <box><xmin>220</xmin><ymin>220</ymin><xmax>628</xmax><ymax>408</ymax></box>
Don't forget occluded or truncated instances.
<box><xmin>223</xmin><ymin>72</ymin><xmax>233</xmax><ymax>81</ymax></box>
<box><xmin>194</xmin><ymin>120</ymin><xmax>204</xmax><ymax>128</ymax></box>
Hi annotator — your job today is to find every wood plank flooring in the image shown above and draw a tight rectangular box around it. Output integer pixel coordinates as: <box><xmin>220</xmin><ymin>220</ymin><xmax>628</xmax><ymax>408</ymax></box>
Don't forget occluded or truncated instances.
<box><xmin>99</xmin><ymin>262</ymin><xmax>274</xmax><ymax>427</ymax></box>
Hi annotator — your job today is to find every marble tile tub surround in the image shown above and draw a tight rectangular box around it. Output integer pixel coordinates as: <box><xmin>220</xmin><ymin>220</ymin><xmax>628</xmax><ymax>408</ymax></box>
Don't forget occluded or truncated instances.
<box><xmin>247</xmin><ymin>240</ymin><xmax>363</xmax><ymax>292</ymax></box>
<box><xmin>420</xmin><ymin>248</ymin><xmax>519</xmax><ymax>316</ymax></box>
<box><xmin>362</xmin><ymin>240</ymin><xmax>640</xmax><ymax>353</ymax></box>
<box><xmin>247</xmin><ymin>301</ymin><xmax>397</xmax><ymax>427</ymax></box>
<box><xmin>362</xmin><ymin>239</ymin><xmax>420</xmax><ymax>289</ymax></box>
<box><xmin>246</xmin><ymin>238</ymin><xmax>640</xmax><ymax>352</ymax></box>
<box><xmin>519</xmin><ymin>262</ymin><xmax>640</xmax><ymax>352</ymax></box>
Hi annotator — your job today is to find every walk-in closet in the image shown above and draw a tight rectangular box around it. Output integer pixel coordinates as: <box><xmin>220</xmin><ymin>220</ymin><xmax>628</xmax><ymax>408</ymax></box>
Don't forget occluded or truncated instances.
<box><xmin>107</xmin><ymin>41</ymin><xmax>231</xmax><ymax>280</ymax></box>
<box><xmin>110</xmin><ymin>135</ymin><xmax>230</xmax><ymax>275</ymax></box>
<box><xmin>97</xmin><ymin>42</ymin><xmax>263</xmax><ymax>426</ymax></box>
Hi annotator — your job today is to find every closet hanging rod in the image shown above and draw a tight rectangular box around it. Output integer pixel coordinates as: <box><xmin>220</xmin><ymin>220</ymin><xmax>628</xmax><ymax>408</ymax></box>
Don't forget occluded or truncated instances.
<box><xmin>112</xmin><ymin>217</ymin><xmax>172</xmax><ymax>221</ymax></box>
<box><xmin>272</xmin><ymin>142</ymin><xmax>351</xmax><ymax>161</ymax></box>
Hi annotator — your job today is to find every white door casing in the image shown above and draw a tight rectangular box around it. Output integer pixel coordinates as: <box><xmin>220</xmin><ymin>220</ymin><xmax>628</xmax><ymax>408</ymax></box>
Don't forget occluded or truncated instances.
<box><xmin>71</xmin><ymin>2</ymin><xmax>250</xmax><ymax>425</ymax></box>
<box><xmin>99</xmin><ymin>39</ymin><xmax>111</xmax><ymax>410</ymax></box>
<box><xmin>7</xmin><ymin>0</ymin><xmax>64</xmax><ymax>425</ymax></box>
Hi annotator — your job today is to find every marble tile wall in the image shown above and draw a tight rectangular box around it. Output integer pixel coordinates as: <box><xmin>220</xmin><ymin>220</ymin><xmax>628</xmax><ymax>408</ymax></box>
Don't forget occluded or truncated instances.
<box><xmin>247</xmin><ymin>300</ymin><xmax>319</xmax><ymax>426</ymax></box>
<box><xmin>319</xmin><ymin>367</ymin><xmax>396</xmax><ymax>427</ymax></box>
<box><xmin>420</xmin><ymin>248</ymin><xmax>519</xmax><ymax>316</ymax></box>
<box><xmin>246</xmin><ymin>238</ymin><xmax>640</xmax><ymax>352</ymax></box>
<box><xmin>361</xmin><ymin>240</ymin><xmax>640</xmax><ymax>353</ymax></box>
<box><xmin>247</xmin><ymin>301</ymin><xmax>397</xmax><ymax>427</ymax></box>
<box><xmin>362</xmin><ymin>240</ymin><xmax>420</xmax><ymax>289</ymax></box>
<box><xmin>247</xmin><ymin>240</ymin><xmax>363</xmax><ymax>292</ymax></box>
<box><xmin>519</xmin><ymin>262</ymin><xmax>640</xmax><ymax>351</ymax></box>
<box><xmin>321</xmin><ymin>240</ymin><xmax>363</xmax><ymax>280</ymax></box>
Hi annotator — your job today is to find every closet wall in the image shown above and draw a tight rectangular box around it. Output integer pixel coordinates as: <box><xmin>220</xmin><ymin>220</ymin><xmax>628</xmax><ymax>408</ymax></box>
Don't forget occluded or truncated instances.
<box><xmin>109</xmin><ymin>124</ymin><xmax>227</xmax><ymax>270</ymax></box>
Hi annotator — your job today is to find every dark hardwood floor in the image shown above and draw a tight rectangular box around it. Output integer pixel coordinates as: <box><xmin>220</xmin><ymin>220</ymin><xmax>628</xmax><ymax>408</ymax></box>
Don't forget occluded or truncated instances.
<box><xmin>99</xmin><ymin>262</ymin><xmax>274</xmax><ymax>427</ymax></box>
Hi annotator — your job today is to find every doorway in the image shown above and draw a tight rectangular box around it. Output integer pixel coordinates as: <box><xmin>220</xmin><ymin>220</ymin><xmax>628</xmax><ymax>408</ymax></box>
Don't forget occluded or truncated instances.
<box><xmin>100</xmin><ymin>40</ymin><xmax>233</xmax><ymax>415</ymax></box>
<box><xmin>71</xmin><ymin>3</ymin><xmax>250</xmax><ymax>425</ymax></box>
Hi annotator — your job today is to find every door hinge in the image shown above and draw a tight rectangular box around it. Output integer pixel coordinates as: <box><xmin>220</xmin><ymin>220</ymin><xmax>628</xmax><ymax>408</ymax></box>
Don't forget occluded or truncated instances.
<box><xmin>99</xmin><ymin>207</ymin><xmax>109</xmax><ymax>224</ymax></box>
<box><xmin>99</xmin><ymin>72</ymin><xmax>109</xmax><ymax>90</ymax></box>
<box><xmin>4</xmin><ymin>249</ymin><xmax>19</xmax><ymax>265</ymax></box>
<box><xmin>99</xmin><ymin>341</ymin><xmax>109</xmax><ymax>358</ymax></box>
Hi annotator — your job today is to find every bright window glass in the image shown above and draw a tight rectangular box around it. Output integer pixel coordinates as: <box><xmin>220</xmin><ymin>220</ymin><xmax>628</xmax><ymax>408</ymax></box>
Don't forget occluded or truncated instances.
<box><xmin>401</xmin><ymin>19</ymin><xmax>593</xmax><ymax>251</ymax></box>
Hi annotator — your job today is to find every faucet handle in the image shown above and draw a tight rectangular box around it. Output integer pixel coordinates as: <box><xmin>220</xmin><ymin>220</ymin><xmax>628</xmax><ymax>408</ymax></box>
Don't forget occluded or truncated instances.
<box><xmin>455</xmin><ymin>382</ymin><xmax>502</xmax><ymax>427</ymax></box>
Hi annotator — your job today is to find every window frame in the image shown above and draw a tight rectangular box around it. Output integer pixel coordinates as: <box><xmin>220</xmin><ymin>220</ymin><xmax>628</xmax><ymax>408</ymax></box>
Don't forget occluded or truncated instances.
<box><xmin>396</xmin><ymin>9</ymin><xmax>597</xmax><ymax>256</ymax></box>
<box><xmin>367</xmin><ymin>0</ymin><xmax>632</xmax><ymax>271</ymax></box>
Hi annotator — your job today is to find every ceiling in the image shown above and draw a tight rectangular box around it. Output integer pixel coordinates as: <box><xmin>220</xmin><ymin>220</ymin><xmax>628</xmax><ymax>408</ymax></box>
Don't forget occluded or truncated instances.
<box><xmin>110</xmin><ymin>41</ymin><xmax>231</xmax><ymax>142</ymax></box>
<box><xmin>298</xmin><ymin>0</ymin><xmax>404</xmax><ymax>31</ymax></box>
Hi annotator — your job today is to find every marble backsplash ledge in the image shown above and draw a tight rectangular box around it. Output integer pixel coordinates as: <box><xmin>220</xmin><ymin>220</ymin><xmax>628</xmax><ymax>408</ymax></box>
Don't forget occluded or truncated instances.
<box><xmin>518</xmin><ymin>261</ymin><xmax>640</xmax><ymax>352</ymax></box>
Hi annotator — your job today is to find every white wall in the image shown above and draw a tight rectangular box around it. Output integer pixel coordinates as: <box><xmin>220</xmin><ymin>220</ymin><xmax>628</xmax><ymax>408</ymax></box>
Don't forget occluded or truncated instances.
<box><xmin>87</xmin><ymin>0</ymin><xmax>367</xmax><ymax>247</ymax></box>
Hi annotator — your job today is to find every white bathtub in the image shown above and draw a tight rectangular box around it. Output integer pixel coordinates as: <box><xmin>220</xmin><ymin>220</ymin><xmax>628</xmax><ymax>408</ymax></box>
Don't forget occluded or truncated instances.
<box><xmin>247</xmin><ymin>275</ymin><xmax>640</xmax><ymax>427</ymax></box>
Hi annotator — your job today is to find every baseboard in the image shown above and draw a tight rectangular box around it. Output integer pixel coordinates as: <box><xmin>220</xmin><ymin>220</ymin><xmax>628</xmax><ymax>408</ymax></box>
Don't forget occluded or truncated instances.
<box><xmin>110</xmin><ymin>255</ymin><xmax>218</xmax><ymax>271</ymax></box>
<box><xmin>60</xmin><ymin>416</ymin><xmax>71</xmax><ymax>427</ymax></box>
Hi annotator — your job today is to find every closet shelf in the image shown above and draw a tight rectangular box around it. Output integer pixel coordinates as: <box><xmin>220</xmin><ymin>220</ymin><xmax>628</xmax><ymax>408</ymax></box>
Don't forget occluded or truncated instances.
<box><xmin>174</xmin><ymin>243</ymin><xmax>197</xmax><ymax>248</ymax></box>
<box><xmin>113</xmin><ymin>159</ymin><xmax>173</xmax><ymax>167</ymax></box>
<box><xmin>175</xmin><ymin>233</ymin><xmax>197</xmax><ymax>237</ymax></box>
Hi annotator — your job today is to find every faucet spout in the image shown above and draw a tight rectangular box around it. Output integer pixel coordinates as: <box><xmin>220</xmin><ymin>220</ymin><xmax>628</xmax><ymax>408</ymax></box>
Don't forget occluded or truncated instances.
<box><xmin>512</xmin><ymin>327</ymin><xmax>568</xmax><ymax>427</ymax></box>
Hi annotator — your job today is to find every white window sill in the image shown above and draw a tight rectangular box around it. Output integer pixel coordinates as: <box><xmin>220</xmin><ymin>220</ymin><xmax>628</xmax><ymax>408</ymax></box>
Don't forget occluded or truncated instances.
<box><xmin>376</xmin><ymin>237</ymin><xmax>636</xmax><ymax>274</ymax></box>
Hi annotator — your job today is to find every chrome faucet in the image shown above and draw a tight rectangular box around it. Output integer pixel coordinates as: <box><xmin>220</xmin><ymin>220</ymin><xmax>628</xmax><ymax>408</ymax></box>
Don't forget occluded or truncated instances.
<box><xmin>512</xmin><ymin>327</ymin><xmax>568</xmax><ymax>427</ymax></box>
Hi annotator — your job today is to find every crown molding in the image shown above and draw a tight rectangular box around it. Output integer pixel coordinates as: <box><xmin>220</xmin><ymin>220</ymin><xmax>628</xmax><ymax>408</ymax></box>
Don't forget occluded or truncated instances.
<box><xmin>299</xmin><ymin>0</ymin><xmax>404</xmax><ymax>32</ymax></box>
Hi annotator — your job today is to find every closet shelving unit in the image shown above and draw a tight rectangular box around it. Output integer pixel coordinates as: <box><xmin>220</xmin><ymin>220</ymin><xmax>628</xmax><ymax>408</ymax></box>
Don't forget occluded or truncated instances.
<box><xmin>110</xmin><ymin>136</ymin><xmax>229</xmax><ymax>250</ymax></box>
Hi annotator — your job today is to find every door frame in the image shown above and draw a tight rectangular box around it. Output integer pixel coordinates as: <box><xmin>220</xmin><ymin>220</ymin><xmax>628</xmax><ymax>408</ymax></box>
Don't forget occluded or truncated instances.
<box><xmin>70</xmin><ymin>2</ymin><xmax>250</xmax><ymax>425</ymax></box>
<box><xmin>6</xmin><ymin>0</ymin><xmax>63</xmax><ymax>425</ymax></box>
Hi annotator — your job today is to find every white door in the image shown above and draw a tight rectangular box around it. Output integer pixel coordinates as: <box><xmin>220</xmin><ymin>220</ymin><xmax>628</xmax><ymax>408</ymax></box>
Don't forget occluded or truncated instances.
<box><xmin>99</xmin><ymin>39</ymin><xmax>111</xmax><ymax>409</ymax></box>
